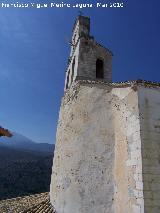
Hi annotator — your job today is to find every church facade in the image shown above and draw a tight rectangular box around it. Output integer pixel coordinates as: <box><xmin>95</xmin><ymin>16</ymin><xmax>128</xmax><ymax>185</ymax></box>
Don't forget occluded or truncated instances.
<box><xmin>50</xmin><ymin>16</ymin><xmax>160</xmax><ymax>213</ymax></box>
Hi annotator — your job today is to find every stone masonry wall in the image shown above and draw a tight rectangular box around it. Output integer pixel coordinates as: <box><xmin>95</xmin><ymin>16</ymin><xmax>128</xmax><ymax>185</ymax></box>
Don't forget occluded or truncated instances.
<box><xmin>77</xmin><ymin>38</ymin><xmax>112</xmax><ymax>82</ymax></box>
<box><xmin>65</xmin><ymin>37</ymin><xmax>112</xmax><ymax>90</ymax></box>
<box><xmin>139</xmin><ymin>87</ymin><xmax>160</xmax><ymax>213</ymax></box>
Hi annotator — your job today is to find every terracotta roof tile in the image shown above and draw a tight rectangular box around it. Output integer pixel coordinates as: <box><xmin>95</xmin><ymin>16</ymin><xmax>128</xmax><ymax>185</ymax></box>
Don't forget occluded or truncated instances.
<box><xmin>0</xmin><ymin>192</ymin><xmax>56</xmax><ymax>213</ymax></box>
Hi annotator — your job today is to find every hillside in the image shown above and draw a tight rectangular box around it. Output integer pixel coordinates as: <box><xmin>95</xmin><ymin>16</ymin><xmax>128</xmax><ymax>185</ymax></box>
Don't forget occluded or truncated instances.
<box><xmin>0</xmin><ymin>146</ymin><xmax>54</xmax><ymax>200</ymax></box>
<box><xmin>0</xmin><ymin>132</ymin><xmax>54</xmax><ymax>200</ymax></box>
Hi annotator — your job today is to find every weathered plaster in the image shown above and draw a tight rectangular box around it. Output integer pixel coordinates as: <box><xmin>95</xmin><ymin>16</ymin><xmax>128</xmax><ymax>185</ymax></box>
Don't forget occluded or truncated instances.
<box><xmin>50</xmin><ymin>82</ymin><xmax>150</xmax><ymax>213</ymax></box>
<box><xmin>112</xmin><ymin>87</ymin><xmax>144</xmax><ymax>213</ymax></box>
<box><xmin>50</xmin><ymin>83</ymin><xmax>115</xmax><ymax>213</ymax></box>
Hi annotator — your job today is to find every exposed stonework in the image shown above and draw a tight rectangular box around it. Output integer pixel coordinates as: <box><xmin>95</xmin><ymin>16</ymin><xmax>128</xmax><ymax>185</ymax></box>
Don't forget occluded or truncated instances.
<box><xmin>139</xmin><ymin>87</ymin><xmax>160</xmax><ymax>212</ymax></box>
<box><xmin>64</xmin><ymin>16</ymin><xmax>112</xmax><ymax>90</ymax></box>
<box><xmin>112</xmin><ymin>86</ymin><xmax>144</xmax><ymax>213</ymax></box>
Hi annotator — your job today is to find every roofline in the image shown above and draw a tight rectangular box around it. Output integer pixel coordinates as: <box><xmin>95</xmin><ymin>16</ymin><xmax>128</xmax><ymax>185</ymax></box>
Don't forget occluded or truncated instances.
<box><xmin>74</xmin><ymin>78</ymin><xmax>160</xmax><ymax>89</ymax></box>
<box><xmin>95</xmin><ymin>41</ymin><xmax>113</xmax><ymax>56</ymax></box>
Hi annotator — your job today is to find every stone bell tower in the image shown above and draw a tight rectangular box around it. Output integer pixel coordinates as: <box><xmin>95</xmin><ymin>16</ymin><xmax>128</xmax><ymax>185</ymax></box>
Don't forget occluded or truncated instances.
<box><xmin>64</xmin><ymin>15</ymin><xmax>112</xmax><ymax>90</ymax></box>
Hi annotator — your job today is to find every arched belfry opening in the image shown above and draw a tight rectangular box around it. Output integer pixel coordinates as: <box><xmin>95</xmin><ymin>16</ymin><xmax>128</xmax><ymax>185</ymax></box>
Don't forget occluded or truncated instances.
<box><xmin>96</xmin><ymin>59</ymin><xmax>104</xmax><ymax>79</ymax></box>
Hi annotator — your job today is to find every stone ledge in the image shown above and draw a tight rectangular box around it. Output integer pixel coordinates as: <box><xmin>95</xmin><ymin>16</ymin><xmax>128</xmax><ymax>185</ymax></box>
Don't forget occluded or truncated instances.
<box><xmin>63</xmin><ymin>78</ymin><xmax>160</xmax><ymax>104</ymax></box>
<box><xmin>74</xmin><ymin>78</ymin><xmax>160</xmax><ymax>88</ymax></box>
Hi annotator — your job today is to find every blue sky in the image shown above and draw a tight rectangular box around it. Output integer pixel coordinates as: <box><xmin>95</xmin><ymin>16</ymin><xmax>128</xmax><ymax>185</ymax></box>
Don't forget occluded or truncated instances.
<box><xmin>0</xmin><ymin>0</ymin><xmax>160</xmax><ymax>144</ymax></box>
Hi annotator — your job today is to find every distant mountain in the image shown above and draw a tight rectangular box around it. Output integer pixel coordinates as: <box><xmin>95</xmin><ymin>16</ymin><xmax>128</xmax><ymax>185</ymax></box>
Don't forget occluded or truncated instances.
<box><xmin>0</xmin><ymin>132</ymin><xmax>54</xmax><ymax>153</ymax></box>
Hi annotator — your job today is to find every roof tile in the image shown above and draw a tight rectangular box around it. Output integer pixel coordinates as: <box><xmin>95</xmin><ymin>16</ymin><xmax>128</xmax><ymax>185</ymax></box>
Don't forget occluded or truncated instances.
<box><xmin>0</xmin><ymin>192</ymin><xmax>56</xmax><ymax>213</ymax></box>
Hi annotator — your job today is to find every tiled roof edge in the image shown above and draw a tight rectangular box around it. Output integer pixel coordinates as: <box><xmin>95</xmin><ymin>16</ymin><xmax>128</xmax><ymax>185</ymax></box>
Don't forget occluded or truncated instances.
<box><xmin>0</xmin><ymin>192</ymin><xmax>48</xmax><ymax>203</ymax></box>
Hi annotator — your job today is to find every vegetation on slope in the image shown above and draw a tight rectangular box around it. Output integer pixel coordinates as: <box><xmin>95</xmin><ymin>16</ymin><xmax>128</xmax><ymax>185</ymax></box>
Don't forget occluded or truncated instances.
<box><xmin>0</xmin><ymin>146</ymin><xmax>54</xmax><ymax>200</ymax></box>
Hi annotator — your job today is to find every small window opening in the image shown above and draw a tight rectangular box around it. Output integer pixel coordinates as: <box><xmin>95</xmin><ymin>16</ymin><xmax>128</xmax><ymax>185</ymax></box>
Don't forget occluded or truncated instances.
<box><xmin>96</xmin><ymin>59</ymin><xmax>104</xmax><ymax>79</ymax></box>
<box><xmin>71</xmin><ymin>57</ymin><xmax>75</xmax><ymax>84</ymax></box>
<box><xmin>66</xmin><ymin>69</ymin><xmax>70</xmax><ymax>89</ymax></box>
